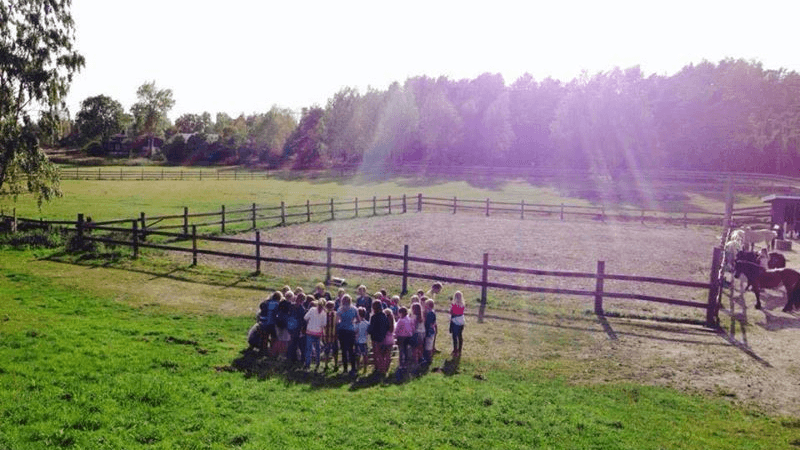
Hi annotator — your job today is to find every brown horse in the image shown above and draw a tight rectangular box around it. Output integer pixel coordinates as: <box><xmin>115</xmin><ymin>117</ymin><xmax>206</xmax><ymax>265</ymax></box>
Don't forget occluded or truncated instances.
<box><xmin>733</xmin><ymin>260</ymin><xmax>800</xmax><ymax>311</ymax></box>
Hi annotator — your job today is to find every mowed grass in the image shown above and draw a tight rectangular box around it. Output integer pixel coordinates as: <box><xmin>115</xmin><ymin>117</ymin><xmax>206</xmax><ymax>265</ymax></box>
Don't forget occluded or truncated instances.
<box><xmin>2</xmin><ymin>248</ymin><xmax>799</xmax><ymax>449</ymax></box>
<box><xmin>0</xmin><ymin>167</ymin><xmax>760</xmax><ymax>222</ymax></box>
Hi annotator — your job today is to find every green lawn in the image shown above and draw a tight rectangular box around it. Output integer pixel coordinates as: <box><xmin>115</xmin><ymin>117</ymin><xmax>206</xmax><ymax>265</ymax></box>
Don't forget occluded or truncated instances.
<box><xmin>1</xmin><ymin>248</ymin><xmax>799</xmax><ymax>449</ymax></box>
<box><xmin>1</xmin><ymin>168</ymin><xmax>755</xmax><ymax>223</ymax></box>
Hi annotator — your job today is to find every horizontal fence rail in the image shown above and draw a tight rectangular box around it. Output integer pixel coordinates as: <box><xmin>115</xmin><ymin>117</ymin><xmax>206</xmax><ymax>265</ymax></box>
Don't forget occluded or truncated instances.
<box><xmin>6</xmin><ymin>213</ymin><xmax>720</xmax><ymax>326</ymax></box>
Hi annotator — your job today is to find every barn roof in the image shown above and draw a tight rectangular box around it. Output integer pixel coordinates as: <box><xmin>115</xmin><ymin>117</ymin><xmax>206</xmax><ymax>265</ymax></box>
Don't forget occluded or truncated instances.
<box><xmin>761</xmin><ymin>194</ymin><xmax>800</xmax><ymax>203</ymax></box>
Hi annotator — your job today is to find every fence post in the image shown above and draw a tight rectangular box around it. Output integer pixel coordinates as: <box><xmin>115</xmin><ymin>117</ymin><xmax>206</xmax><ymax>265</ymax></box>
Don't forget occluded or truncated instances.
<box><xmin>485</xmin><ymin>198</ymin><xmax>490</xmax><ymax>217</ymax></box>
<box><xmin>388</xmin><ymin>195</ymin><xmax>392</xmax><ymax>214</ymax></box>
<box><xmin>521</xmin><ymin>200</ymin><xmax>525</xmax><ymax>220</ymax></box>
<box><xmin>199</xmin><ymin>170</ymin><xmax>202</xmax><ymax>181</ymax></box>
<box><xmin>179</xmin><ymin>170</ymin><xmax>182</xmax><ymax>181</ymax></box>
<box><xmin>98</xmin><ymin>167</ymin><xmax>101</xmax><ymax>180</ymax></box>
<box><xmin>601</xmin><ymin>205</ymin><xmax>605</xmax><ymax>222</ymax></box>
<box><xmin>12</xmin><ymin>208</ymin><xmax>17</xmax><ymax>233</ymax></box>
<box><xmin>402</xmin><ymin>244</ymin><xmax>409</xmax><ymax>295</ymax></box>
<box><xmin>706</xmin><ymin>247</ymin><xmax>722</xmax><ymax>328</ymax></box>
<box><xmin>594</xmin><ymin>260</ymin><xmax>605</xmax><ymax>315</ymax></box>
<box><xmin>683</xmin><ymin>211</ymin><xmax>688</xmax><ymax>228</ymax></box>
<box><xmin>255</xmin><ymin>230</ymin><xmax>261</xmax><ymax>274</ymax></box>
<box><xmin>191</xmin><ymin>225</ymin><xmax>197</xmax><ymax>266</ymax></box>
<box><xmin>76</xmin><ymin>213</ymin><xmax>84</xmax><ymax>246</ymax></box>
<box><xmin>402</xmin><ymin>194</ymin><xmax>407</xmax><ymax>213</ymax></box>
<box><xmin>641</xmin><ymin>209</ymin><xmax>645</xmax><ymax>225</ymax></box>
<box><xmin>355</xmin><ymin>197</ymin><xmax>359</xmax><ymax>217</ymax></box>
<box><xmin>183</xmin><ymin>207</ymin><xmax>189</xmax><ymax>237</ymax></box>
<box><xmin>479</xmin><ymin>253</ymin><xmax>489</xmax><ymax>323</ymax></box>
<box><xmin>132</xmin><ymin>220</ymin><xmax>139</xmax><ymax>259</ymax></box>
<box><xmin>325</xmin><ymin>237</ymin><xmax>332</xmax><ymax>283</ymax></box>
<box><xmin>453</xmin><ymin>196</ymin><xmax>457</xmax><ymax>214</ymax></box>
<box><xmin>140</xmin><ymin>212</ymin><xmax>146</xmax><ymax>241</ymax></box>
<box><xmin>418</xmin><ymin>193</ymin><xmax>422</xmax><ymax>212</ymax></box>
<box><xmin>560</xmin><ymin>203</ymin><xmax>564</xmax><ymax>221</ymax></box>
<box><xmin>221</xmin><ymin>205</ymin><xmax>226</xmax><ymax>233</ymax></box>
<box><xmin>252</xmin><ymin>203</ymin><xmax>257</xmax><ymax>229</ymax></box>
<box><xmin>373</xmin><ymin>196</ymin><xmax>377</xmax><ymax>215</ymax></box>
<box><xmin>281</xmin><ymin>201</ymin><xmax>286</xmax><ymax>226</ymax></box>
<box><xmin>330</xmin><ymin>198</ymin><xmax>335</xmax><ymax>220</ymax></box>
<box><xmin>306</xmin><ymin>200</ymin><xmax>311</xmax><ymax>222</ymax></box>
<box><xmin>120</xmin><ymin>168</ymin><xmax>122</xmax><ymax>180</ymax></box>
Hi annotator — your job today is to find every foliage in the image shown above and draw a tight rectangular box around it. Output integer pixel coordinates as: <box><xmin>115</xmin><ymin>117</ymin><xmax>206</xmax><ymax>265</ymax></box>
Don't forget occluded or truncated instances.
<box><xmin>0</xmin><ymin>0</ymin><xmax>84</xmax><ymax>205</ymax></box>
<box><xmin>163</xmin><ymin>135</ymin><xmax>188</xmax><ymax>165</ymax></box>
<box><xmin>284</xmin><ymin>107</ymin><xmax>326</xmax><ymax>168</ymax></box>
<box><xmin>74</xmin><ymin>94</ymin><xmax>127</xmax><ymax>144</ymax></box>
<box><xmin>82</xmin><ymin>139</ymin><xmax>105</xmax><ymax>157</ymax></box>
<box><xmin>130</xmin><ymin>81</ymin><xmax>175</xmax><ymax>149</ymax></box>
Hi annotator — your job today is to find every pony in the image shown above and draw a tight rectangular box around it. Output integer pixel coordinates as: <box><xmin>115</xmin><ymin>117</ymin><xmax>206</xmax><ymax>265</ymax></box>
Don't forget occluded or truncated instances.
<box><xmin>733</xmin><ymin>260</ymin><xmax>800</xmax><ymax>311</ymax></box>
<box><xmin>735</xmin><ymin>250</ymin><xmax>786</xmax><ymax>270</ymax></box>
<box><xmin>741</xmin><ymin>228</ymin><xmax>778</xmax><ymax>251</ymax></box>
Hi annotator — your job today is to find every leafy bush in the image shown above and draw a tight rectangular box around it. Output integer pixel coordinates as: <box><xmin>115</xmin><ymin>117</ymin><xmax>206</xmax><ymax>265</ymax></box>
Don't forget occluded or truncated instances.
<box><xmin>0</xmin><ymin>228</ymin><xmax>65</xmax><ymax>249</ymax></box>
<box><xmin>83</xmin><ymin>139</ymin><xmax>106</xmax><ymax>157</ymax></box>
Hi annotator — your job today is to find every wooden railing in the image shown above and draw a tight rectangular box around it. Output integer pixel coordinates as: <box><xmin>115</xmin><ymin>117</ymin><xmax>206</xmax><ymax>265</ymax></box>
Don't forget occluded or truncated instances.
<box><xmin>9</xmin><ymin>215</ymin><xmax>721</xmax><ymax>327</ymax></box>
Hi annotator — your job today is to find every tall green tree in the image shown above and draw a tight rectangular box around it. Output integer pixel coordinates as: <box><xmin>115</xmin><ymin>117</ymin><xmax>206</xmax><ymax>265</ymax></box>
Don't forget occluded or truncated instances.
<box><xmin>130</xmin><ymin>81</ymin><xmax>174</xmax><ymax>154</ymax></box>
<box><xmin>0</xmin><ymin>0</ymin><xmax>84</xmax><ymax>204</ymax></box>
<box><xmin>75</xmin><ymin>95</ymin><xmax>126</xmax><ymax>144</ymax></box>
<box><xmin>283</xmin><ymin>107</ymin><xmax>325</xmax><ymax>168</ymax></box>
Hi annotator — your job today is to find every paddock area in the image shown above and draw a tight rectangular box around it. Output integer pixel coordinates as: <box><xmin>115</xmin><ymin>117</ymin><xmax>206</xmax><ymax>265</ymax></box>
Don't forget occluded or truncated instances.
<box><xmin>167</xmin><ymin>211</ymin><xmax>800</xmax><ymax>416</ymax></box>
<box><xmin>187</xmin><ymin>212</ymin><xmax>720</xmax><ymax>321</ymax></box>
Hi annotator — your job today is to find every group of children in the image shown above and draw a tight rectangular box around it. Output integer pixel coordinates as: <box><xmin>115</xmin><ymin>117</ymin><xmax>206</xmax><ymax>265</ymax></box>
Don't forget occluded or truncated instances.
<box><xmin>247</xmin><ymin>281</ymin><xmax>467</xmax><ymax>376</ymax></box>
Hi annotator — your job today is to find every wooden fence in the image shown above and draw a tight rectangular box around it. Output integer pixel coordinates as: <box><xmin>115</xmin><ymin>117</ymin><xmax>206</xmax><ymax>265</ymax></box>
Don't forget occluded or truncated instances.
<box><xmin>56</xmin><ymin>193</ymin><xmax>769</xmax><ymax>239</ymax></box>
<box><xmin>10</xmin><ymin>214</ymin><xmax>722</xmax><ymax>327</ymax></box>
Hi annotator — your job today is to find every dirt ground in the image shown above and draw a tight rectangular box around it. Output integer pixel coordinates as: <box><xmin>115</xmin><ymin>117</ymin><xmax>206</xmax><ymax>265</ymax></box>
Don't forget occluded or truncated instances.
<box><xmin>184</xmin><ymin>211</ymin><xmax>800</xmax><ymax>416</ymax></box>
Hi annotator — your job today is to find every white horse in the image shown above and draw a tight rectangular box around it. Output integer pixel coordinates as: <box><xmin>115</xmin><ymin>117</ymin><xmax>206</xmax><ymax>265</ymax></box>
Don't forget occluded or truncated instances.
<box><xmin>742</xmin><ymin>228</ymin><xmax>777</xmax><ymax>251</ymax></box>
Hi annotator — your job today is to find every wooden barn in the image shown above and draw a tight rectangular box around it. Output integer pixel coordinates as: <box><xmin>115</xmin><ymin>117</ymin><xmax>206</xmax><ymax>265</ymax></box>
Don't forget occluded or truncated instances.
<box><xmin>762</xmin><ymin>194</ymin><xmax>800</xmax><ymax>238</ymax></box>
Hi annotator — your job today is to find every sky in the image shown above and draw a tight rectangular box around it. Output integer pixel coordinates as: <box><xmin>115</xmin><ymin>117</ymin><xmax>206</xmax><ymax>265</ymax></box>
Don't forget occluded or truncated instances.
<box><xmin>65</xmin><ymin>0</ymin><xmax>800</xmax><ymax>121</ymax></box>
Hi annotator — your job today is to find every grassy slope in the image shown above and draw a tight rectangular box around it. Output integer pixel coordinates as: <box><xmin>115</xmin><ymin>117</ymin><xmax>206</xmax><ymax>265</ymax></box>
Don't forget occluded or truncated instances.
<box><xmin>1</xmin><ymin>249</ymin><xmax>798</xmax><ymax>449</ymax></box>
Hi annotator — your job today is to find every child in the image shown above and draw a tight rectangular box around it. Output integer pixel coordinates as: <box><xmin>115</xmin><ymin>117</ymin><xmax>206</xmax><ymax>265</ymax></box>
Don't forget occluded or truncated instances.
<box><xmin>314</xmin><ymin>282</ymin><xmax>332</xmax><ymax>302</ymax></box>
<box><xmin>758</xmin><ymin>248</ymin><xmax>769</xmax><ymax>269</ymax></box>
<box><xmin>355</xmin><ymin>285</ymin><xmax>372</xmax><ymax>320</ymax></box>
<box><xmin>322</xmin><ymin>301</ymin><xmax>339</xmax><ymax>370</ymax></box>
<box><xmin>410</xmin><ymin>302</ymin><xmax>425</xmax><ymax>369</ymax></box>
<box><xmin>336</xmin><ymin>294</ymin><xmax>358</xmax><ymax>375</ymax></box>
<box><xmin>394</xmin><ymin>307</ymin><xmax>414</xmax><ymax>370</ymax></box>
<box><xmin>381</xmin><ymin>308</ymin><xmax>396</xmax><ymax>374</ymax></box>
<box><xmin>303</xmin><ymin>300</ymin><xmax>327</xmax><ymax>370</ymax></box>
<box><xmin>422</xmin><ymin>298</ymin><xmax>437</xmax><ymax>365</ymax></box>
<box><xmin>427</xmin><ymin>282</ymin><xmax>442</xmax><ymax>299</ymax></box>
<box><xmin>389</xmin><ymin>295</ymin><xmax>400</xmax><ymax>316</ymax></box>
<box><xmin>355</xmin><ymin>307</ymin><xmax>370</xmax><ymax>374</ymax></box>
<box><xmin>335</xmin><ymin>287</ymin><xmax>346</xmax><ymax>310</ymax></box>
<box><xmin>287</xmin><ymin>293</ymin><xmax>307</xmax><ymax>364</ymax></box>
<box><xmin>258</xmin><ymin>291</ymin><xmax>281</xmax><ymax>355</ymax></box>
<box><xmin>273</xmin><ymin>297</ymin><xmax>291</xmax><ymax>358</ymax></box>
<box><xmin>449</xmin><ymin>291</ymin><xmax>466</xmax><ymax>357</ymax></box>
<box><xmin>367</xmin><ymin>300</ymin><xmax>390</xmax><ymax>374</ymax></box>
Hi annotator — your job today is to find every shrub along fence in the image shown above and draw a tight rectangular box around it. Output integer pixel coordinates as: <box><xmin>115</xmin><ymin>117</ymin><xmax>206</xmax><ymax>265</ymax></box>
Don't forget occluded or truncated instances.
<box><xmin>6</xmin><ymin>213</ymin><xmax>723</xmax><ymax>328</ymax></box>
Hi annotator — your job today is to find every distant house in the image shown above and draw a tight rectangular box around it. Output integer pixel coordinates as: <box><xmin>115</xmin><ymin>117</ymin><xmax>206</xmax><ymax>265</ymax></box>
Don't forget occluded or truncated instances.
<box><xmin>106</xmin><ymin>133</ymin><xmax>127</xmax><ymax>157</ymax></box>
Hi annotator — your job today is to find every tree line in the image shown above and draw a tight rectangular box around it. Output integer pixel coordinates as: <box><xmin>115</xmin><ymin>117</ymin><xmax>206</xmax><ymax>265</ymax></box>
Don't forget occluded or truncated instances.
<box><xmin>59</xmin><ymin>58</ymin><xmax>800</xmax><ymax>175</ymax></box>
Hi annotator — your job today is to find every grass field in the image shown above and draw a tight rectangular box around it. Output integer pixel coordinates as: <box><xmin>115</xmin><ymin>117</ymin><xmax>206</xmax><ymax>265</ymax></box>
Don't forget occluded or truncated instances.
<box><xmin>3</xmin><ymin>171</ymin><xmax>800</xmax><ymax>448</ymax></box>
<box><xmin>0</xmin><ymin>166</ymin><xmax>774</xmax><ymax>223</ymax></box>
<box><xmin>2</xmin><ymin>248</ymin><xmax>800</xmax><ymax>449</ymax></box>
